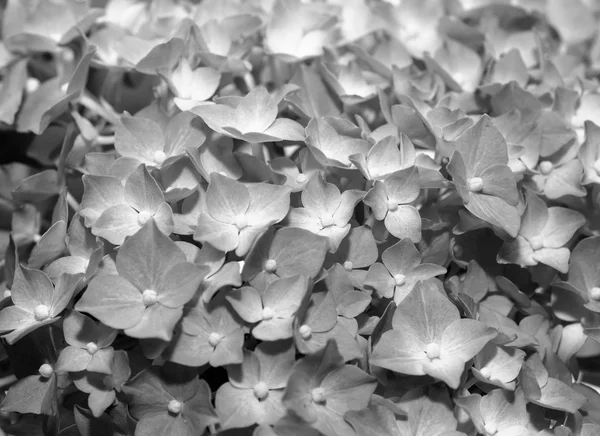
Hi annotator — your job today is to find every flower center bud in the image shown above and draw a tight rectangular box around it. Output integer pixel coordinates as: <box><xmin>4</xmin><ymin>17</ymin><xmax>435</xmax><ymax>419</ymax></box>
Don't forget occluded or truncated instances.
<box><xmin>343</xmin><ymin>261</ymin><xmax>353</xmax><ymax>271</ymax></box>
<box><xmin>153</xmin><ymin>150</ymin><xmax>167</xmax><ymax>165</ymax></box>
<box><xmin>394</xmin><ymin>274</ymin><xmax>407</xmax><ymax>286</ymax></box>
<box><xmin>296</xmin><ymin>173</ymin><xmax>308</xmax><ymax>184</ymax></box>
<box><xmin>142</xmin><ymin>289</ymin><xmax>158</xmax><ymax>306</ymax></box>
<box><xmin>264</xmin><ymin>259</ymin><xmax>277</xmax><ymax>273</ymax></box>
<box><xmin>484</xmin><ymin>422</ymin><xmax>498</xmax><ymax>436</ymax></box>
<box><xmin>261</xmin><ymin>306</ymin><xmax>275</xmax><ymax>321</ymax></box>
<box><xmin>320</xmin><ymin>215</ymin><xmax>334</xmax><ymax>228</ymax></box>
<box><xmin>590</xmin><ymin>287</ymin><xmax>600</xmax><ymax>301</ymax></box>
<box><xmin>529</xmin><ymin>236</ymin><xmax>544</xmax><ymax>251</ymax></box>
<box><xmin>512</xmin><ymin>160</ymin><xmax>527</xmax><ymax>174</ymax></box>
<box><xmin>26</xmin><ymin>77</ymin><xmax>40</xmax><ymax>93</ymax></box>
<box><xmin>253</xmin><ymin>381</ymin><xmax>269</xmax><ymax>400</ymax></box>
<box><xmin>3</xmin><ymin>290</ymin><xmax>11</xmax><ymax>299</ymax></box>
<box><xmin>38</xmin><ymin>364</ymin><xmax>54</xmax><ymax>378</ymax></box>
<box><xmin>387</xmin><ymin>199</ymin><xmax>398</xmax><ymax>212</ymax></box>
<box><xmin>34</xmin><ymin>304</ymin><xmax>50</xmax><ymax>321</ymax></box>
<box><xmin>167</xmin><ymin>399</ymin><xmax>182</xmax><ymax>415</ymax></box>
<box><xmin>33</xmin><ymin>233</ymin><xmax>42</xmax><ymax>243</ymax></box>
<box><xmin>467</xmin><ymin>177</ymin><xmax>484</xmax><ymax>192</ymax></box>
<box><xmin>480</xmin><ymin>367</ymin><xmax>491</xmax><ymax>379</ymax></box>
<box><xmin>234</xmin><ymin>214</ymin><xmax>248</xmax><ymax>230</ymax></box>
<box><xmin>311</xmin><ymin>387</ymin><xmax>326</xmax><ymax>404</ymax></box>
<box><xmin>208</xmin><ymin>332</ymin><xmax>222</xmax><ymax>347</ymax></box>
<box><xmin>425</xmin><ymin>342</ymin><xmax>441</xmax><ymax>360</ymax></box>
<box><xmin>299</xmin><ymin>325</ymin><xmax>312</xmax><ymax>340</ymax></box>
<box><xmin>86</xmin><ymin>342</ymin><xmax>99</xmax><ymax>355</ymax></box>
<box><xmin>137</xmin><ymin>211</ymin><xmax>152</xmax><ymax>226</ymax></box>
<box><xmin>538</xmin><ymin>160</ymin><xmax>553</xmax><ymax>175</ymax></box>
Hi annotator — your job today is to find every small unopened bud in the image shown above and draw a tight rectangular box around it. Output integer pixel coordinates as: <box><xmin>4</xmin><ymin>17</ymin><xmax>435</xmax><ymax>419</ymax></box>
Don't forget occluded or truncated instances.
<box><xmin>343</xmin><ymin>261</ymin><xmax>353</xmax><ymax>271</ymax></box>
<box><xmin>467</xmin><ymin>177</ymin><xmax>483</xmax><ymax>192</ymax></box>
<box><xmin>142</xmin><ymin>289</ymin><xmax>158</xmax><ymax>306</ymax></box>
<box><xmin>296</xmin><ymin>174</ymin><xmax>308</xmax><ymax>184</ymax></box>
<box><xmin>253</xmin><ymin>381</ymin><xmax>269</xmax><ymax>400</ymax></box>
<box><xmin>529</xmin><ymin>236</ymin><xmax>544</xmax><ymax>251</ymax></box>
<box><xmin>299</xmin><ymin>325</ymin><xmax>312</xmax><ymax>339</ymax></box>
<box><xmin>394</xmin><ymin>274</ymin><xmax>406</xmax><ymax>286</ymax></box>
<box><xmin>538</xmin><ymin>160</ymin><xmax>553</xmax><ymax>175</ymax></box>
<box><xmin>265</xmin><ymin>259</ymin><xmax>277</xmax><ymax>273</ymax></box>
<box><xmin>483</xmin><ymin>422</ymin><xmax>498</xmax><ymax>436</ymax></box>
<box><xmin>590</xmin><ymin>287</ymin><xmax>600</xmax><ymax>301</ymax></box>
<box><xmin>34</xmin><ymin>304</ymin><xmax>50</xmax><ymax>321</ymax></box>
<box><xmin>261</xmin><ymin>307</ymin><xmax>275</xmax><ymax>321</ymax></box>
<box><xmin>153</xmin><ymin>150</ymin><xmax>167</xmax><ymax>165</ymax></box>
<box><xmin>167</xmin><ymin>399</ymin><xmax>182</xmax><ymax>414</ymax></box>
<box><xmin>39</xmin><ymin>364</ymin><xmax>54</xmax><ymax>378</ymax></box>
<box><xmin>425</xmin><ymin>342</ymin><xmax>441</xmax><ymax>360</ymax></box>
<box><xmin>208</xmin><ymin>332</ymin><xmax>222</xmax><ymax>347</ymax></box>
<box><xmin>311</xmin><ymin>387</ymin><xmax>326</xmax><ymax>404</ymax></box>
<box><xmin>387</xmin><ymin>199</ymin><xmax>398</xmax><ymax>212</ymax></box>
<box><xmin>86</xmin><ymin>342</ymin><xmax>99</xmax><ymax>355</ymax></box>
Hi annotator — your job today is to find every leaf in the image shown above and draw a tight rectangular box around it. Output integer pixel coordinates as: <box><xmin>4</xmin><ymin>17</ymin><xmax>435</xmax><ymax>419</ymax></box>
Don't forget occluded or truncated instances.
<box><xmin>11</xmin><ymin>264</ymin><xmax>55</xmax><ymax>311</ymax></box>
<box><xmin>306</xmin><ymin>117</ymin><xmax>370</xmax><ymax>168</ymax></box>
<box><xmin>286</xmin><ymin>64</ymin><xmax>341</xmax><ymax>119</ymax></box>
<box><xmin>392</xmin><ymin>280</ymin><xmax>459</xmax><ymax>344</ymax></box>
<box><xmin>345</xmin><ymin>405</ymin><xmax>398</xmax><ymax>436</ymax></box>
<box><xmin>1</xmin><ymin>373</ymin><xmax>57</xmax><ymax>415</ymax></box>
<box><xmin>453</xmin><ymin>115</ymin><xmax>509</xmax><ymax>176</ymax></box>
<box><xmin>76</xmin><ymin>274</ymin><xmax>144</xmax><ymax>330</ymax></box>
<box><xmin>243</xmin><ymin>228</ymin><xmax>329</xmax><ymax>283</ymax></box>
<box><xmin>206</xmin><ymin>173</ymin><xmax>250</xmax><ymax>223</ymax></box>
<box><xmin>12</xmin><ymin>170</ymin><xmax>62</xmax><ymax>203</ymax></box>
<box><xmin>124</xmin><ymin>165</ymin><xmax>167</xmax><ymax>214</ymax></box>
<box><xmin>28</xmin><ymin>221</ymin><xmax>67</xmax><ymax>269</ymax></box>
<box><xmin>0</xmin><ymin>58</ymin><xmax>27</xmax><ymax>125</ymax></box>
<box><xmin>547</xmin><ymin>0</ymin><xmax>597</xmax><ymax>44</ymax></box>
<box><xmin>115</xmin><ymin>114</ymin><xmax>165</xmax><ymax>165</ymax></box>
<box><xmin>395</xmin><ymin>385</ymin><xmax>458</xmax><ymax>436</ymax></box>
<box><xmin>227</xmin><ymin>286</ymin><xmax>263</xmax><ymax>324</ymax></box>
<box><xmin>440</xmin><ymin>319</ymin><xmax>497</xmax><ymax>362</ymax></box>
<box><xmin>246</xmin><ymin>182</ymin><xmax>292</xmax><ymax>227</ymax></box>
<box><xmin>116</xmin><ymin>220</ymin><xmax>186</xmax><ymax>292</ymax></box>
<box><xmin>533</xmin><ymin>378</ymin><xmax>587</xmax><ymax>413</ymax></box>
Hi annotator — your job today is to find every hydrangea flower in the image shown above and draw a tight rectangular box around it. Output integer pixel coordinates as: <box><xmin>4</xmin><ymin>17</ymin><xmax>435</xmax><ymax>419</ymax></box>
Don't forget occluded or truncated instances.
<box><xmin>193</xmin><ymin>173</ymin><xmax>292</xmax><ymax>256</ymax></box>
<box><xmin>364</xmin><ymin>238</ymin><xmax>446</xmax><ymax>304</ymax></box>
<box><xmin>282</xmin><ymin>340</ymin><xmax>376</xmax><ymax>436</ymax></box>
<box><xmin>371</xmin><ymin>280</ymin><xmax>497</xmax><ymax>388</ymax></box>
<box><xmin>363</xmin><ymin>165</ymin><xmax>422</xmax><ymax>242</ymax></box>
<box><xmin>76</xmin><ymin>221</ymin><xmax>207</xmax><ymax>341</ymax></box>
<box><xmin>227</xmin><ymin>275</ymin><xmax>310</xmax><ymax>341</ymax></box>
<box><xmin>192</xmin><ymin>86</ymin><xmax>305</xmax><ymax>142</ymax></box>
<box><xmin>497</xmin><ymin>191</ymin><xmax>585</xmax><ymax>273</ymax></box>
<box><xmin>0</xmin><ymin>266</ymin><xmax>81</xmax><ymax>344</ymax></box>
<box><xmin>286</xmin><ymin>173</ymin><xmax>364</xmax><ymax>251</ymax></box>
<box><xmin>447</xmin><ymin>115</ymin><xmax>521</xmax><ymax>238</ymax></box>
<box><xmin>79</xmin><ymin>164</ymin><xmax>174</xmax><ymax>245</ymax></box>
<box><xmin>215</xmin><ymin>342</ymin><xmax>294</xmax><ymax>429</ymax></box>
<box><xmin>55</xmin><ymin>311</ymin><xmax>117</xmax><ymax>375</ymax></box>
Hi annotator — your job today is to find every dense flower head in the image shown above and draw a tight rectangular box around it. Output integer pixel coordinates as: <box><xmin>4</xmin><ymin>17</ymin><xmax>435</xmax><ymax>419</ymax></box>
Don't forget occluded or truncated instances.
<box><xmin>3</xmin><ymin>1</ymin><xmax>600</xmax><ymax>435</ymax></box>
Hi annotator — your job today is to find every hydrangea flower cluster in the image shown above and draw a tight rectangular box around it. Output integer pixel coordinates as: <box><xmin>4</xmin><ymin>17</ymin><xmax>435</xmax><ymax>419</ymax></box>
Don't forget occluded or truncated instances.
<box><xmin>2</xmin><ymin>0</ymin><xmax>600</xmax><ymax>435</ymax></box>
